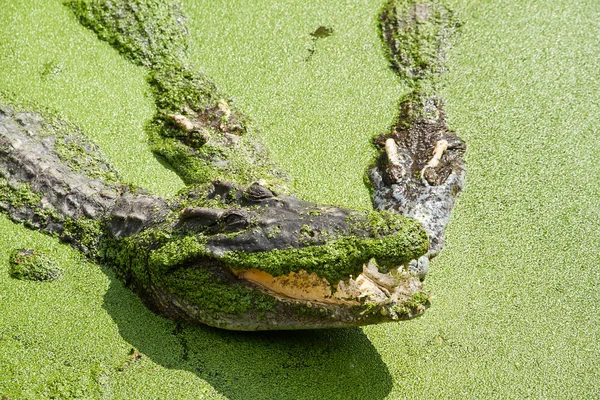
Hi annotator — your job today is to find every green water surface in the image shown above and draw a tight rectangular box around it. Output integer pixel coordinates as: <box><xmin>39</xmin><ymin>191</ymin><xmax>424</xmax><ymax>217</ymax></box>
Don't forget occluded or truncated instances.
<box><xmin>0</xmin><ymin>0</ymin><xmax>599</xmax><ymax>398</ymax></box>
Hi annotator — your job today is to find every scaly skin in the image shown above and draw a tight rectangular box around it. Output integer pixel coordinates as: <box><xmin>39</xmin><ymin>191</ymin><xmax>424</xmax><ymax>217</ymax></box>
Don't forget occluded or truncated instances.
<box><xmin>0</xmin><ymin>0</ymin><xmax>464</xmax><ymax>330</ymax></box>
<box><xmin>0</xmin><ymin>105</ymin><xmax>429</xmax><ymax>330</ymax></box>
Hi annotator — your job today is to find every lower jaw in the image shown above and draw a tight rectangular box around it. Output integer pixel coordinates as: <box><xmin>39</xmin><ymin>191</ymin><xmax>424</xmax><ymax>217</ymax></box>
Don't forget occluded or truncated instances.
<box><xmin>148</xmin><ymin>261</ymin><xmax>429</xmax><ymax>331</ymax></box>
<box><xmin>233</xmin><ymin>263</ymin><xmax>429</xmax><ymax>327</ymax></box>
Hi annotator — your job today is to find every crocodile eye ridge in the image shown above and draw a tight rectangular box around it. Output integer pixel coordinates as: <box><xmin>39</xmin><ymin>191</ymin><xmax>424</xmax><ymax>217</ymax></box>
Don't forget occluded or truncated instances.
<box><xmin>246</xmin><ymin>183</ymin><xmax>274</xmax><ymax>201</ymax></box>
<box><xmin>220</xmin><ymin>209</ymin><xmax>251</xmax><ymax>231</ymax></box>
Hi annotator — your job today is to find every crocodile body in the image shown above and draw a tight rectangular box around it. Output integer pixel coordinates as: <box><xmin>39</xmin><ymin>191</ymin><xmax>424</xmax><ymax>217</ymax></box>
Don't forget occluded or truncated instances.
<box><xmin>0</xmin><ymin>0</ymin><xmax>464</xmax><ymax>330</ymax></box>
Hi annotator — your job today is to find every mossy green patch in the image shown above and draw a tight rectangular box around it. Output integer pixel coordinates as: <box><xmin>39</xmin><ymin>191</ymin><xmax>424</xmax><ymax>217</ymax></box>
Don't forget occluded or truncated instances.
<box><xmin>175</xmin><ymin>183</ymin><xmax>230</xmax><ymax>210</ymax></box>
<box><xmin>100</xmin><ymin>228</ymin><xmax>280</xmax><ymax>317</ymax></box>
<box><xmin>62</xmin><ymin>216</ymin><xmax>103</xmax><ymax>256</ymax></box>
<box><xmin>147</xmin><ymin>235</ymin><xmax>209</xmax><ymax>275</ymax></box>
<box><xmin>0</xmin><ymin>179</ymin><xmax>42</xmax><ymax>210</ymax></box>
<box><xmin>66</xmin><ymin>0</ymin><xmax>189</xmax><ymax>68</ymax></box>
<box><xmin>379</xmin><ymin>0</ymin><xmax>461</xmax><ymax>92</ymax></box>
<box><xmin>391</xmin><ymin>289</ymin><xmax>431</xmax><ymax>316</ymax></box>
<box><xmin>146</xmin><ymin>65</ymin><xmax>219</xmax><ymax>114</ymax></box>
<box><xmin>101</xmin><ymin>236</ymin><xmax>142</xmax><ymax>283</ymax></box>
<box><xmin>52</xmin><ymin>123</ymin><xmax>121</xmax><ymax>185</ymax></box>
<box><xmin>0</xmin><ymin>176</ymin><xmax>64</xmax><ymax>230</ymax></box>
<box><xmin>221</xmin><ymin>220</ymin><xmax>428</xmax><ymax>285</ymax></box>
<box><xmin>8</xmin><ymin>248</ymin><xmax>63</xmax><ymax>281</ymax></box>
<box><xmin>163</xmin><ymin>266</ymin><xmax>278</xmax><ymax>316</ymax></box>
<box><xmin>348</xmin><ymin>209</ymin><xmax>422</xmax><ymax>237</ymax></box>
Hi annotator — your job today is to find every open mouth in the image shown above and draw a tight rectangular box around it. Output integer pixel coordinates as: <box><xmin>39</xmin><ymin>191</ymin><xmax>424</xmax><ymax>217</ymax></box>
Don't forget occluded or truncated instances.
<box><xmin>235</xmin><ymin>259</ymin><xmax>428</xmax><ymax>321</ymax></box>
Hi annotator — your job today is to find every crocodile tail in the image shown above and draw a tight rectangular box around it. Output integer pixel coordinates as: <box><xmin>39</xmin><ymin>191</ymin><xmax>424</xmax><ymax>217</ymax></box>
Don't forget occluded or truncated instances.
<box><xmin>0</xmin><ymin>104</ymin><xmax>127</xmax><ymax>255</ymax></box>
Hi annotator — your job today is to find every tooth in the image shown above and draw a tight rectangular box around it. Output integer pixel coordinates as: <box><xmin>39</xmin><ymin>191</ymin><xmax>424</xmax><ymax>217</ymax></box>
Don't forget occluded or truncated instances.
<box><xmin>334</xmin><ymin>279</ymin><xmax>361</xmax><ymax>300</ymax></box>
<box><xmin>420</xmin><ymin>139</ymin><xmax>449</xmax><ymax>180</ymax></box>
<box><xmin>385</xmin><ymin>138</ymin><xmax>401</xmax><ymax>166</ymax></box>
<box><xmin>355</xmin><ymin>274</ymin><xmax>388</xmax><ymax>303</ymax></box>
<box><xmin>362</xmin><ymin>261</ymin><xmax>400</xmax><ymax>290</ymax></box>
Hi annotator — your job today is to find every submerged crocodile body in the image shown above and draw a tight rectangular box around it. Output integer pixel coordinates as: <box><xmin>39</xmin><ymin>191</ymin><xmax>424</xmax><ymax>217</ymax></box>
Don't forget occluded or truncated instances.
<box><xmin>0</xmin><ymin>0</ymin><xmax>465</xmax><ymax>330</ymax></box>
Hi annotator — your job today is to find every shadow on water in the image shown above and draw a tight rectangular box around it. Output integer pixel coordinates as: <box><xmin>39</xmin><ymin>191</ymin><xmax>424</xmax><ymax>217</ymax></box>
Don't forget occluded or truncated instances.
<box><xmin>102</xmin><ymin>270</ymin><xmax>393</xmax><ymax>400</ymax></box>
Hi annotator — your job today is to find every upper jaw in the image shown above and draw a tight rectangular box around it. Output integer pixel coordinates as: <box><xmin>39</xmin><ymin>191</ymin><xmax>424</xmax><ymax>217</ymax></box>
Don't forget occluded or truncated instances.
<box><xmin>171</xmin><ymin>181</ymin><xmax>431</xmax><ymax>328</ymax></box>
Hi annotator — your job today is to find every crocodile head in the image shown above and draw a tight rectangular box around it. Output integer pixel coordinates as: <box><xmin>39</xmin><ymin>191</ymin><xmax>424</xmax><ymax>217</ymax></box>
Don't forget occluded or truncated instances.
<box><xmin>105</xmin><ymin>180</ymin><xmax>430</xmax><ymax>330</ymax></box>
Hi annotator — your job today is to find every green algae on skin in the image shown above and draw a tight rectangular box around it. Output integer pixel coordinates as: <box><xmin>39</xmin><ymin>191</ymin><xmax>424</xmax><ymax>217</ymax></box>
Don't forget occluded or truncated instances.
<box><xmin>101</xmin><ymin>229</ymin><xmax>280</xmax><ymax>317</ymax></box>
<box><xmin>61</xmin><ymin>216</ymin><xmax>104</xmax><ymax>256</ymax></box>
<box><xmin>0</xmin><ymin>179</ymin><xmax>42</xmax><ymax>210</ymax></box>
<box><xmin>52</xmin><ymin>125</ymin><xmax>121</xmax><ymax>185</ymax></box>
<box><xmin>221</xmin><ymin>216</ymin><xmax>428</xmax><ymax>286</ymax></box>
<box><xmin>379</xmin><ymin>0</ymin><xmax>461</xmax><ymax>92</ymax></box>
<box><xmin>66</xmin><ymin>0</ymin><xmax>288</xmax><ymax>189</ymax></box>
<box><xmin>66</xmin><ymin>0</ymin><xmax>189</xmax><ymax>68</ymax></box>
<box><xmin>221</xmin><ymin>233</ymin><xmax>428</xmax><ymax>289</ymax></box>
<box><xmin>162</xmin><ymin>266</ymin><xmax>279</xmax><ymax>316</ymax></box>
<box><xmin>9</xmin><ymin>248</ymin><xmax>63</xmax><ymax>281</ymax></box>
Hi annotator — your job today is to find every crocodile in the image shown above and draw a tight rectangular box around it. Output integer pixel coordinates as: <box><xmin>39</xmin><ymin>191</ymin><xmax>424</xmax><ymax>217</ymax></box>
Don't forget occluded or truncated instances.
<box><xmin>0</xmin><ymin>0</ymin><xmax>465</xmax><ymax>330</ymax></box>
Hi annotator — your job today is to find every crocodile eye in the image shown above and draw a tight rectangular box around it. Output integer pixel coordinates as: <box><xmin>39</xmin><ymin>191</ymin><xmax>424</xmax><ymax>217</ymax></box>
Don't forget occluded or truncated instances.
<box><xmin>179</xmin><ymin>207</ymin><xmax>224</xmax><ymax>225</ymax></box>
<box><xmin>220</xmin><ymin>209</ymin><xmax>250</xmax><ymax>231</ymax></box>
<box><xmin>246</xmin><ymin>183</ymin><xmax>273</xmax><ymax>201</ymax></box>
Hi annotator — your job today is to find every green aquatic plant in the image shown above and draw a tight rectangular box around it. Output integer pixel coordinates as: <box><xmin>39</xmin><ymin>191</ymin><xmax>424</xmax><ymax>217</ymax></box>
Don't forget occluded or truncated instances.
<box><xmin>9</xmin><ymin>248</ymin><xmax>63</xmax><ymax>281</ymax></box>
